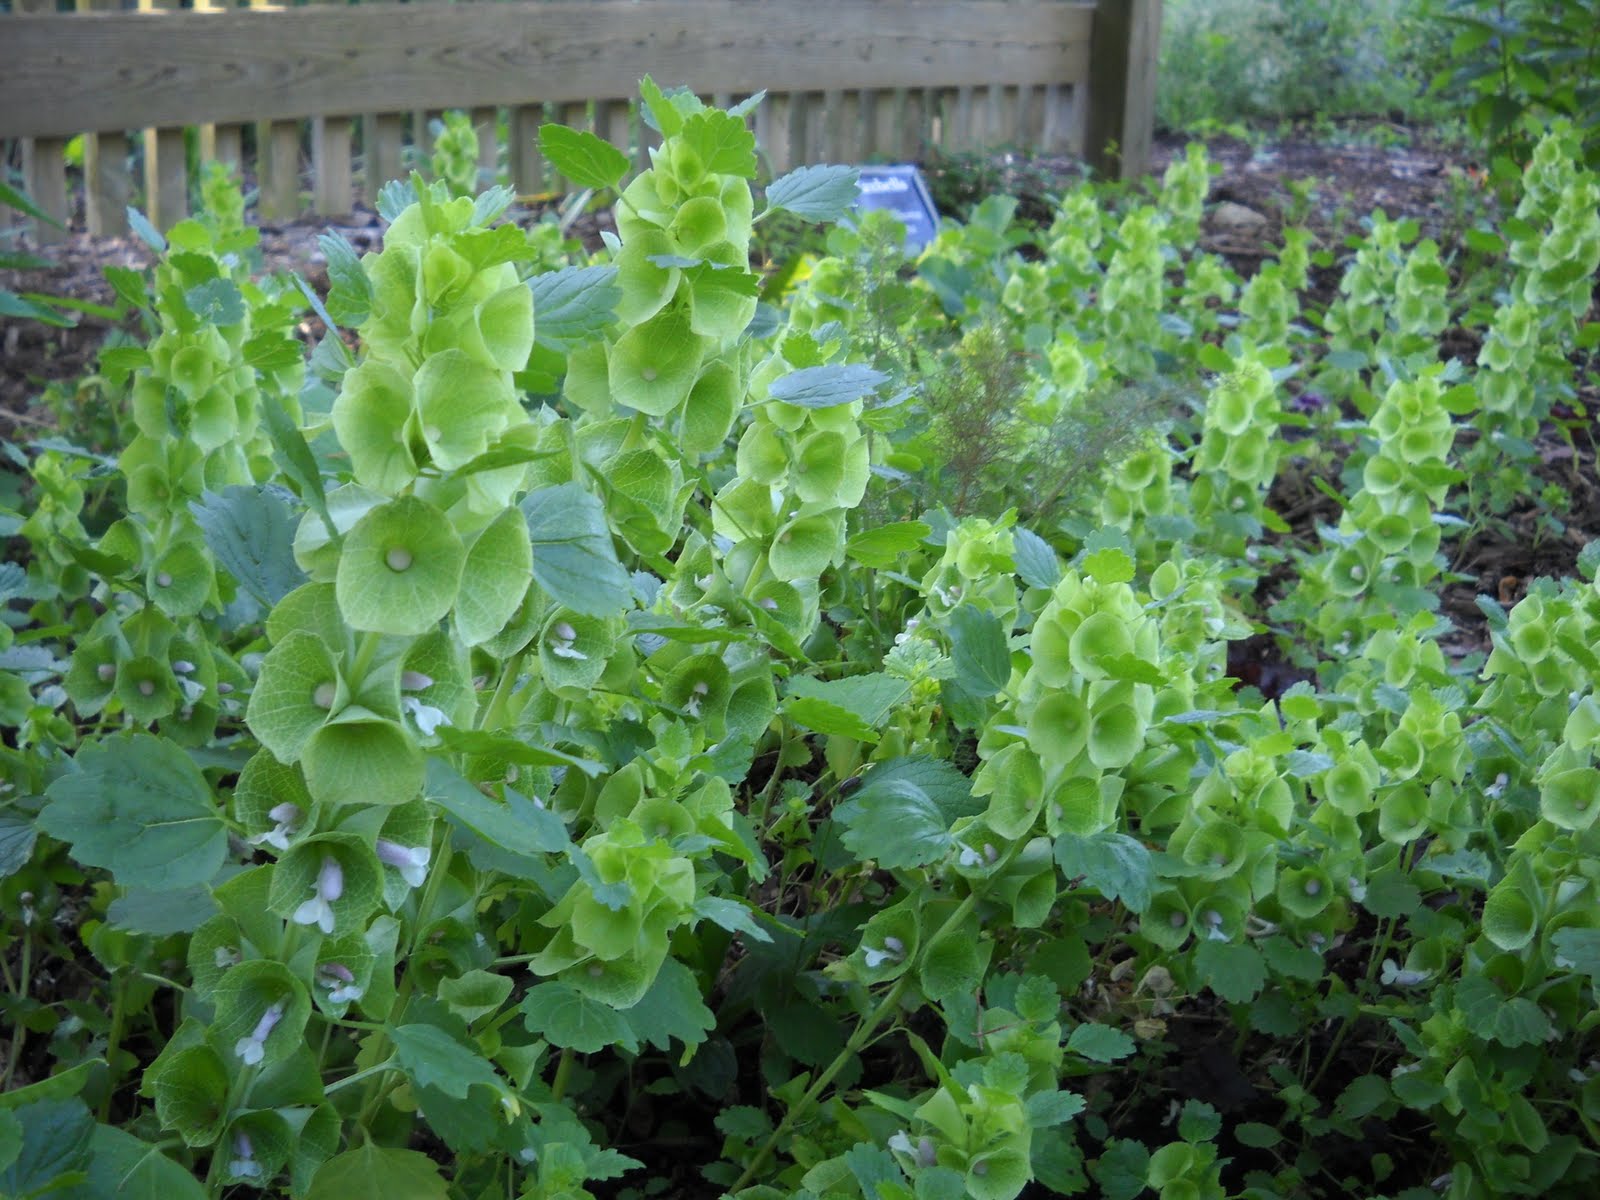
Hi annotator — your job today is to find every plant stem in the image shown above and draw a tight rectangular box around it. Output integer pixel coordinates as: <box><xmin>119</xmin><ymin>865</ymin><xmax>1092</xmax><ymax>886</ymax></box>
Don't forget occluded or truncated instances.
<box><xmin>732</xmin><ymin>972</ymin><xmax>913</xmax><ymax>1191</ymax></box>
<box><xmin>477</xmin><ymin>652</ymin><xmax>525</xmax><ymax>733</ymax></box>
<box><xmin>98</xmin><ymin>968</ymin><xmax>128</xmax><ymax>1122</ymax></box>
<box><xmin>325</xmin><ymin>1056</ymin><xmax>398</xmax><ymax>1095</ymax></box>
<box><xmin>550</xmin><ymin>1046</ymin><xmax>576</xmax><ymax>1103</ymax></box>
<box><xmin>350</xmin><ymin>629</ymin><xmax>383</xmax><ymax>686</ymax></box>
<box><xmin>1305</xmin><ymin>916</ymin><xmax>1395</xmax><ymax>1097</ymax></box>
<box><xmin>1</xmin><ymin>928</ymin><xmax>33</xmax><ymax>1092</ymax></box>
<box><xmin>730</xmin><ymin>883</ymin><xmax>989</xmax><ymax>1192</ymax></box>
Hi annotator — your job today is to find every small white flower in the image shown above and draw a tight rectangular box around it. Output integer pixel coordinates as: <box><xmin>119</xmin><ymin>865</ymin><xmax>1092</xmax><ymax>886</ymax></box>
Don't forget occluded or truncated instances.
<box><xmin>292</xmin><ymin>856</ymin><xmax>343</xmax><ymax>934</ymax></box>
<box><xmin>234</xmin><ymin>999</ymin><xmax>286</xmax><ymax>1064</ymax></box>
<box><xmin>317</xmin><ymin>961</ymin><xmax>363</xmax><ymax>1005</ymax></box>
<box><xmin>862</xmin><ymin>938</ymin><xmax>906</xmax><ymax>969</ymax></box>
<box><xmin>214</xmin><ymin>945</ymin><xmax>241</xmax><ymax>969</ymax></box>
<box><xmin>1380</xmin><ymin>959</ymin><xmax>1431</xmax><ymax>988</ymax></box>
<box><xmin>376</xmin><ymin>838</ymin><xmax>430</xmax><ymax>889</ymax></box>
<box><xmin>229</xmin><ymin>1130</ymin><xmax>261</xmax><ymax>1179</ymax></box>
<box><xmin>401</xmin><ymin>695</ymin><xmax>450</xmax><ymax>737</ymax></box>
<box><xmin>251</xmin><ymin>802</ymin><xmax>303</xmax><ymax>852</ymax></box>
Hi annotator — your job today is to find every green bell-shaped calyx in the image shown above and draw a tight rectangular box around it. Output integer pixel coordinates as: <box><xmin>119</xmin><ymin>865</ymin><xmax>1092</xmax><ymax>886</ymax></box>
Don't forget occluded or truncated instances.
<box><xmin>332</xmin><ymin>360</ymin><xmax>419</xmax><ymax>494</ymax></box>
<box><xmin>335</xmin><ymin>494</ymin><xmax>466</xmax><ymax>636</ymax></box>
<box><xmin>608</xmin><ymin>307</ymin><xmax>705</xmax><ymax>416</ymax></box>
<box><xmin>412</xmin><ymin>349</ymin><xmax>523</xmax><ymax>471</ymax></box>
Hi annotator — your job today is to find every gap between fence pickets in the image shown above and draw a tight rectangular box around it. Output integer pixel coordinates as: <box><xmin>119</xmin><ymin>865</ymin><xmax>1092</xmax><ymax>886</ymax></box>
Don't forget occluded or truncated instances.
<box><xmin>1</xmin><ymin>1</ymin><xmax>1157</xmax><ymax>233</ymax></box>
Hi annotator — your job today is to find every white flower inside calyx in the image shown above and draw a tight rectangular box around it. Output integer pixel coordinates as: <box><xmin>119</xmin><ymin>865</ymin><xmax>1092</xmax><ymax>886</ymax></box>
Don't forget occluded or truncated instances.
<box><xmin>549</xmin><ymin>620</ymin><xmax>586</xmax><ymax>660</ymax></box>
<box><xmin>292</xmin><ymin>856</ymin><xmax>343</xmax><ymax>934</ymax></box>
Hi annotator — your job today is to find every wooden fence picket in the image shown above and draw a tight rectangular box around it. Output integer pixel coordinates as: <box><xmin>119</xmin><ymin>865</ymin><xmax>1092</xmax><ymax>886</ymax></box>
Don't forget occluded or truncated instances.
<box><xmin>0</xmin><ymin>0</ymin><xmax>1159</xmax><ymax>237</ymax></box>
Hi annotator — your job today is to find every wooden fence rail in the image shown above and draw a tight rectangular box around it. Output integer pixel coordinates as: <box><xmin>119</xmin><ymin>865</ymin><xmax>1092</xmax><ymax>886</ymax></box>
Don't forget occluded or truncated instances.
<box><xmin>0</xmin><ymin>0</ymin><xmax>1161</xmax><ymax>242</ymax></box>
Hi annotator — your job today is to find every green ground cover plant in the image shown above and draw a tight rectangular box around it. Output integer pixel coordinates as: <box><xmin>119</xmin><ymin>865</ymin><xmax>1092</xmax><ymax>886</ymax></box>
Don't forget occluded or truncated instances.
<box><xmin>2</xmin><ymin>84</ymin><xmax>1600</xmax><ymax>1200</ymax></box>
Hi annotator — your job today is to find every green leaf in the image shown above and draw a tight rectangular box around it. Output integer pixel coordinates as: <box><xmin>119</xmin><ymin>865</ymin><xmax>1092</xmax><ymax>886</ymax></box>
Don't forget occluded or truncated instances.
<box><xmin>844</xmin><ymin>1143</ymin><xmax>907</xmax><ymax>1196</ymax></box>
<box><xmin>836</xmin><ymin>777</ymin><xmax>956</xmax><ymax>869</ymax></box>
<box><xmin>846</xmin><ymin>757</ymin><xmax>981</xmax><ymax>823</ymax></box>
<box><xmin>519</xmin><ymin>981</ymin><xmax>638</xmax><ymax>1053</ymax></box>
<box><xmin>304</xmin><ymin>1143</ymin><xmax>450</xmax><ymax>1200</ymax></box>
<box><xmin>1081</xmin><ymin>545</ymin><xmax>1134</xmax><ymax>585</ymax></box>
<box><xmin>768</xmin><ymin>363</ymin><xmax>887</xmax><ymax>409</ymax></box>
<box><xmin>391</xmin><ymin>1023</ymin><xmax>508</xmax><ymax>1100</ymax></box>
<box><xmin>185</xmin><ymin>278</ymin><xmax>246</xmax><ymax>326</ymax></box>
<box><xmin>39</xmin><ymin>733</ymin><xmax>227</xmax><ymax>891</ymax></box>
<box><xmin>529</xmin><ymin>265</ymin><xmax>620</xmax><ymax>352</ymax></box>
<box><xmin>846</xmin><ymin>521</ymin><xmax>932</xmax><ymax>568</ymax></box>
<box><xmin>692</xmin><ymin>896</ymin><xmax>772</xmax><ymax>943</ymax></box>
<box><xmin>0</xmin><ymin>1110</ymin><xmax>18</xmax><ymax>1176</ymax></box>
<box><xmin>1053</xmin><ymin>832</ymin><xmax>1152</xmax><ymax>913</ymax></box>
<box><xmin>521</xmin><ymin>484</ymin><xmax>632</xmax><ymax>617</ymax></box>
<box><xmin>261</xmin><ymin>395</ymin><xmax>333</xmax><ymax>536</ymax></box>
<box><xmin>764</xmin><ymin>164</ymin><xmax>861</xmax><ymax>222</ymax></box>
<box><xmin>1453</xmin><ymin>975</ymin><xmax>1552</xmax><ymax>1047</ymax></box>
<box><xmin>108</xmin><ymin>883</ymin><xmax>219</xmax><ymax>935</ymax></box>
<box><xmin>191</xmin><ymin>486</ymin><xmax>307</xmax><ymax>609</ymax></box>
<box><xmin>1334</xmin><ymin>1075</ymin><xmax>1390</xmax><ymax>1122</ymax></box>
<box><xmin>1362</xmin><ymin>867</ymin><xmax>1421</xmax><ymax>919</ymax></box>
<box><xmin>1260</xmin><ymin>935</ymin><xmax>1324</xmax><ymax>982</ymax></box>
<box><xmin>680</xmin><ymin>109</ymin><xmax>758</xmax><ymax>177</ymax></box>
<box><xmin>639</xmin><ymin>76</ymin><xmax>686</xmax><ymax>137</ymax></box>
<box><xmin>620</xmin><ymin>958</ymin><xmax>716</xmax><ymax>1052</ymax></box>
<box><xmin>127</xmin><ymin>206</ymin><xmax>166</xmax><ymax>251</ymax></box>
<box><xmin>1193</xmin><ymin>940</ymin><xmax>1267</xmax><ymax>1003</ymax></box>
<box><xmin>784</xmin><ymin>673</ymin><xmax>911</xmax><ymax>737</ymax></box>
<box><xmin>1092</xmin><ymin>1138</ymin><xmax>1150</xmax><ymax>1200</ymax></box>
<box><xmin>1066</xmin><ymin>1022</ymin><xmax>1136</xmax><ymax>1063</ymax></box>
<box><xmin>0</xmin><ymin>1099</ymin><xmax>93</xmax><ymax>1199</ymax></box>
<box><xmin>949</xmin><ymin>605</ymin><xmax>1010</xmax><ymax>697</ymax></box>
<box><xmin>1</xmin><ymin>178</ymin><xmax>60</xmax><ymax>225</ymax></box>
<box><xmin>539</xmin><ymin>125</ymin><xmax>631</xmax><ymax>191</ymax></box>
<box><xmin>244</xmin><ymin>333</ymin><xmax>304</xmax><ymax>373</ymax></box>
<box><xmin>0</xmin><ymin>1060</ymin><xmax>102</xmax><ymax>1112</ymax></box>
<box><xmin>432</xmin><ymin>728</ymin><xmax>601</xmax><ymax>777</ymax></box>
<box><xmin>1235</xmin><ymin>1122</ymin><xmax>1281</xmax><ymax>1148</ymax></box>
<box><xmin>1552</xmin><ymin>927</ymin><xmax>1600</xmax><ymax>988</ymax></box>
<box><xmin>425</xmin><ymin>759</ymin><xmax>571</xmax><ymax>855</ymax></box>
<box><xmin>1026</xmin><ymin>1090</ymin><xmax>1087</xmax><ymax>1128</ymax></box>
<box><xmin>320</xmin><ymin>231</ymin><xmax>372</xmax><ymax>326</ymax></box>
<box><xmin>439</xmin><ymin>970</ymin><xmax>515</xmax><ymax>1026</ymax></box>
<box><xmin>1177</xmin><ymin>1099</ymin><xmax>1222</xmax><ymax>1142</ymax></box>
<box><xmin>0</xmin><ymin>812</ymin><xmax>38</xmax><ymax>880</ymax></box>
<box><xmin>1013</xmin><ymin>527</ymin><xmax>1061</xmax><ymax>589</ymax></box>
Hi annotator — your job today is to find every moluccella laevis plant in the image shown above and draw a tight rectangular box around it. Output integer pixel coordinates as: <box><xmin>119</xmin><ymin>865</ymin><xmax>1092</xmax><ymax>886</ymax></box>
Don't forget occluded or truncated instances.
<box><xmin>33</xmin><ymin>82</ymin><xmax>876</xmax><ymax>1198</ymax></box>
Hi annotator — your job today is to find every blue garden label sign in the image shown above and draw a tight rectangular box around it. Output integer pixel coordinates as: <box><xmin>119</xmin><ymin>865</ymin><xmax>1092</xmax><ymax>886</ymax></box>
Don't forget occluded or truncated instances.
<box><xmin>852</xmin><ymin>165</ymin><xmax>940</xmax><ymax>252</ymax></box>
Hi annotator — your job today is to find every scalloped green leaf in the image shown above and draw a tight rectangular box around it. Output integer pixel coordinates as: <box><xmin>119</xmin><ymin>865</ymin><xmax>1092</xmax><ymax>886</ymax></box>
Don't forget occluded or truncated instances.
<box><xmin>38</xmin><ymin>733</ymin><xmax>226</xmax><ymax>891</ymax></box>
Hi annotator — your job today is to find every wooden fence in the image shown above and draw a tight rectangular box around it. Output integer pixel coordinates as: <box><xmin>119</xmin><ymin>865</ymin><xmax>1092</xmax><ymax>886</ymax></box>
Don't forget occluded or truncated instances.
<box><xmin>0</xmin><ymin>0</ymin><xmax>1161</xmax><ymax>244</ymax></box>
